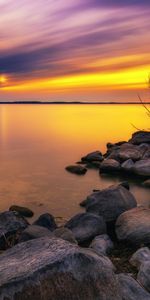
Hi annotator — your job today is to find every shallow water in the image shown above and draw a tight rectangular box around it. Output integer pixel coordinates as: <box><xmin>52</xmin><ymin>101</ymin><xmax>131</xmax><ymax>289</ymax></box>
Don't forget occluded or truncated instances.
<box><xmin>0</xmin><ymin>104</ymin><xmax>149</xmax><ymax>221</ymax></box>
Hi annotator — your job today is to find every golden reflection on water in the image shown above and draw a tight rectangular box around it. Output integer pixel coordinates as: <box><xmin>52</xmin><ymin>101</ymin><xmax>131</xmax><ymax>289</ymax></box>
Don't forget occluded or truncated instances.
<box><xmin>0</xmin><ymin>104</ymin><xmax>149</xmax><ymax>220</ymax></box>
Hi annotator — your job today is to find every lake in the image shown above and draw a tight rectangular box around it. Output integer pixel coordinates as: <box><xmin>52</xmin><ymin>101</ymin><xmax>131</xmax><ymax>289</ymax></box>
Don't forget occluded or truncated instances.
<box><xmin>0</xmin><ymin>104</ymin><xmax>149</xmax><ymax>222</ymax></box>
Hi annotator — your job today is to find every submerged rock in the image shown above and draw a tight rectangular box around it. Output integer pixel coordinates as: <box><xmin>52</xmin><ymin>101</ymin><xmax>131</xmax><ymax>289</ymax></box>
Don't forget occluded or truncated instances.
<box><xmin>118</xmin><ymin>273</ymin><xmax>150</xmax><ymax>300</ymax></box>
<box><xmin>19</xmin><ymin>225</ymin><xmax>53</xmax><ymax>242</ymax></box>
<box><xmin>65</xmin><ymin>212</ymin><xmax>106</xmax><ymax>244</ymax></box>
<box><xmin>129</xmin><ymin>131</ymin><xmax>150</xmax><ymax>145</ymax></box>
<box><xmin>65</xmin><ymin>165</ymin><xmax>87</xmax><ymax>175</ymax></box>
<box><xmin>81</xmin><ymin>151</ymin><xmax>103</xmax><ymax>162</ymax></box>
<box><xmin>9</xmin><ymin>205</ymin><xmax>34</xmax><ymax>218</ymax></box>
<box><xmin>90</xmin><ymin>234</ymin><xmax>114</xmax><ymax>256</ymax></box>
<box><xmin>33</xmin><ymin>213</ymin><xmax>57</xmax><ymax>231</ymax></box>
<box><xmin>0</xmin><ymin>237</ymin><xmax>122</xmax><ymax>300</ymax></box>
<box><xmin>0</xmin><ymin>211</ymin><xmax>29</xmax><ymax>249</ymax></box>
<box><xmin>81</xmin><ymin>184</ymin><xmax>137</xmax><ymax>223</ymax></box>
<box><xmin>116</xmin><ymin>207</ymin><xmax>150</xmax><ymax>246</ymax></box>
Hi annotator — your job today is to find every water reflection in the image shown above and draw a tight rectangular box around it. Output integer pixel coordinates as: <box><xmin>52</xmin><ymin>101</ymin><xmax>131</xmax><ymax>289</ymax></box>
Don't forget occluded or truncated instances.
<box><xmin>0</xmin><ymin>104</ymin><xmax>149</xmax><ymax>220</ymax></box>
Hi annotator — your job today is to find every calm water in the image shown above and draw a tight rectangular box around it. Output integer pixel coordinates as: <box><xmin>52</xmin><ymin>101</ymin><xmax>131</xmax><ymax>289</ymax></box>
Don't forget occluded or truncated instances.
<box><xmin>0</xmin><ymin>104</ymin><xmax>149</xmax><ymax>222</ymax></box>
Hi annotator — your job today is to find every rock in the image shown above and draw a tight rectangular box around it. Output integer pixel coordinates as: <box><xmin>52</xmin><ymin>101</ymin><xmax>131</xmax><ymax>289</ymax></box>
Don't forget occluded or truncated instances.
<box><xmin>9</xmin><ymin>205</ymin><xmax>34</xmax><ymax>218</ymax></box>
<box><xmin>108</xmin><ymin>143</ymin><xmax>143</xmax><ymax>162</ymax></box>
<box><xmin>130</xmin><ymin>247</ymin><xmax>150</xmax><ymax>269</ymax></box>
<box><xmin>119</xmin><ymin>181</ymin><xmax>130</xmax><ymax>190</ymax></box>
<box><xmin>54</xmin><ymin>227</ymin><xmax>77</xmax><ymax>244</ymax></box>
<box><xmin>81</xmin><ymin>151</ymin><xmax>103</xmax><ymax>162</ymax></box>
<box><xmin>142</xmin><ymin>179</ymin><xmax>150</xmax><ymax>187</ymax></box>
<box><xmin>116</xmin><ymin>207</ymin><xmax>150</xmax><ymax>246</ymax></box>
<box><xmin>0</xmin><ymin>237</ymin><xmax>122</xmax><ymax>300</ymax></box>
<box><xmin>0</xmin><ymin>211</ymin><xmax>29</xmax><ymax>249</ymax></box>
<box><xmin>90</xmin><ymin>234</ymin><xmax>114</xmax><ymax>255</ymax></box>
<box><xmin>129</xmin><ymin>131</ymin><xmax>150</xmax><ymax>145</ymax></box>
<box><xmin>99</xmin><ymin>159</ymin><xmax>121</xmax><ymax>173</ymax></box>
<box><xmin>121</xmin><ymin>159</ymin><xmax>134</xmax><ymax>173</ymax></box>
<box><xmin>81</xmin><ymin>184</ymin><xmax>137</xmax><ymax>223</ymax></box>
<box><xmin>86</xmin><ymin>161</ymin><xmax>101</xmax><ymax>169</ymax></box>
<box><xmin>133</xmin><ymin>159</ymin><xmax>150</xmax><ymax>177</ymax></box>
<box><xmin>65</xmin><ymin>213</ymin><xmax>106</xmax><ymax>244</ymax></box>
<box><xmin>19</xmin><ymin>225</ymin><xmax>53</xmax><ymax>242</ymax></box>
<box><xmin>33</xmin><ymin>213</ymin><xmax>57</xmax><ymax>231</ymax></box>
<box><xmin>137</xmin><ymin>261</ymin><xmax>150</xmax><ymax>293</ymax></box>
<box><xmin>65</xmin><ymin>165</ymin><xmax>87</xmax><ymax>175</ymax></box>
<box><xmin>118</xmin><ymin>273</ymin><xmax>150</xmax><ymax>300</ymax></box>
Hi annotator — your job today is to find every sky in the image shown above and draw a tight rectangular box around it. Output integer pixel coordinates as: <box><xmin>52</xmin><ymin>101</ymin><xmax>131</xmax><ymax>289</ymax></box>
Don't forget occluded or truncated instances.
<box><xmin>0</xmin><ymin>0</ymin><xmax>150</xmax><ymax>102</ymax></box>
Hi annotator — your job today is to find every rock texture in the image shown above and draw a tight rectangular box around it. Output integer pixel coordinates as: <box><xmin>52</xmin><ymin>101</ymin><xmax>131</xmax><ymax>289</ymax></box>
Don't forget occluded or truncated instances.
<box><xmin>65</xmin><ymin>165</ymin><xmax>87</xmax><ymax>175</ymax></box>
<box><xmin>19</xmin><ymin>225</ymin><xmax>53</xmax><ymax>242</ymax></box>
<box><xmin>116</xmin><ymin>207</ymin><xmax>150</xmax><ymax>246</ymax></box>
<box><xmin>54</xmin><ymin>227</ymin><xmax>77</xmax><ymax>244</ymax></box>
<box><xmin>65</xmin><ymin>213</ymin><xmax>106</xmax><ymax>244</ymax></box>
<box><xmin>0</xmin><ymin>211</ymin><xmax>29</xmax><ymax>249</ymax></box>
<box><xmin>81</xmin><ymin>184</ymin><xmax>137</xmax><ymax>222</ymax></box>
<box><xmin>129</xmin><ymin>131</ymin><xmax>150</xmax><ymax>145</ymax></box>
<box><xmin>0</xmin><ymin>237</ymin><xmax>122</xmax><ymax>300</ymax></box>
<box><xmin>99</xmin><ymin>159</ymin><xmax>120</xmax><ymax>173</ymax></box>
<box><xmin>133</xmin><ymin>159</ymin><xmax>150</xmax><ymax>177</ymax></box>
<box><xmin>81</xmin><ymin>151</ymin><xmax>103</xmax><ymax>162</ymax></box>
<box><xmin>90</xmin><ymin>234</ymin><xmax>114</xmax><ymax>255</ymax></box>
<box><xmin>130</xmin><ymin>247</ymin><xmax>150</xmax><ymax>269</ymax></box>
<box><xmin>9</xmin><ymin>205</ymin><xmax>34</xmax><ymax>218</ymax></box>
<box><xmin>137</xmin><ymin>261</ymin><xmax>150</xmax><ymax>293</ymax></box>
<box><xmin>33</xmin><ymin>213</ymin><xmax>57</xmax><ymax>231</ymax></box>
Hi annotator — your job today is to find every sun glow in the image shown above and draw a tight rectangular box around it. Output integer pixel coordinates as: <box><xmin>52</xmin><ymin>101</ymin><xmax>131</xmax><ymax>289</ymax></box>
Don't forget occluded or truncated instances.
<box><xmin>0</xmin><ymin>75</ymin><xmax>7</xmax><ymax>84</ymax></box>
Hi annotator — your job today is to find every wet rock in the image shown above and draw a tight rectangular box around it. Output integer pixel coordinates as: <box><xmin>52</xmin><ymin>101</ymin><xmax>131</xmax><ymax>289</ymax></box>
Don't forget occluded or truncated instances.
<box><xmin>142</xmin><ymin>179</ymin><xmax>150</xmax><ymax>187</ymax></box>
<box><xmin>129</xmin><ymin>131</ymin><xmax>150</xmax><ymax>145</ymax></box>
<box><xmin>137</xmin><ymin>261</ymin><xmax>150</xmax><ymax>293</ymax></box>
<box><xmin>116</xmin><ymin>207</ymin><xmax>150</xmax><ymax>246</ymax></box>
<box><xmin>0</xmin><ymin>237</ymin><xmax>122</xmax><ymax>300</ymax></box>
<box><xmin>81</xmin><ymin>184</ymin><xmax>137</xmax><ymax>223</ymax></box>
<box><xmin>86</xmin><ymin>161</ymin><xmax>101</xmax><ymax>169</ymax></box>
<box><xmin>90</xmin><ymin>234</ymin><xmax>114</xmax><ymax>256</ymax></box>
<box><xmin>65</xmin><ymin>212</ymin><xmax>106</xmax><ymax>244</ymax></box>
<box><xmin>130</xmin><ymin>247</ymin><xmax>150</xmax><ymax>269</ymax></box>
<box><xmin>54</xmin><ymin>227</ymin><xmax>77</xmax><ymax>244</ymax></box>
<box><xmin>0</xmin><ymin>211</ymin><xmax>29</xmax><ymax>249</ymax></box>
<box><xmin>33</xmin><ymin>213</ymin><xmax>57</xmax><ymax>231</ymax></box>
<box><xmin>99</xmin><ymin>159</ymin><xmax>121</xmax><ymax>173</ymax></box>
<box><xmin>65</xmin><ymin>165</ymin><xmax>87</xmax><ymax>175</ymax></box>
<box><xmin>81</xmin><ymin>151</ymin><xmax>103</xmax><ymax>162</ymax></box>
<box><xmin>118</xmin><ymin>273</ymin><xmax>150</xmax><ymax>300</ymax></box>
<box><xmin>121</xmin><ymin>159</ymin><xmax>134</xmax><ymax>173</ymax></box>
<box><xmin>133</xmin><ymin>159</ymin><xmax>150</xmax><ymax>177</ymax></box>
<box><xmin>9</xmin><ymin>205</ymin><xmax>34</xmax><ymax>218</ymax></box>
<box><xmin>108</xmin><ymin>143</ymin><xmax>143</xmax><ymax>162</ymax></box>
<box><xmin>19</xmin><ymin>225</ymin><xmax>53</xmax><ymax>242</ymax></box>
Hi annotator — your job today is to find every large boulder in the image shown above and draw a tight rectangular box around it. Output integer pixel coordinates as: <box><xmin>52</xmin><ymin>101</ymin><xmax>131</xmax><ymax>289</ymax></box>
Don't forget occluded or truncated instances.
<box><xmin>33</xmin><ymin>213</ymin><xmax>57</xmax><ymax>231</ymax></box>
<box><xmin>65</xmin><ymin>165</ymin><xmax>87</xmax><ymax>175</ymax></box>
<box><xmin>0</xmin><ymin>237</ymin><xmax>122</xmax><ymax>300</ymax></box>
<box><xmin>90</xmin><ymin>234</ymin><xmax>114</xmax><ymax>256</ymax></box>
<box><xmin>116</xmin><ymin>207</ymin><xmax>150</xmax><ymax>246</ymax></box>
<box><xmin>107</xmin><ymin>143</ymin><xmax>144</xmax><ymax>162</ymax></box>
<box><xmin>133</xmin><ymin>159</ymin><xmax>150</xmax><ymax>177</ymax></box>
<box><xmin>65</xmin><ymin>213</ymin><xmax>106</xmax><ymax>244</ymax></box>
<box><xmin>81</xmin><ymin>184</ymin><xmax>137</xmax><ymax>223</ymax></box>
<box><xmin>118</xmin><ymin>273</ymin><xmax>150</xmax><ymax>300</ymax></box>
<box><xmin>9</xmin><ymin>205</ymin><xmax>34</xmax><ymax>218</ymax></box>
<box><xmin>19</xmin><ymin>225</ymin><xmax>53</xmax><ymax>242</ymax></box>
<box><xmin>99</xmin><ymin>159</ymin><xmax>121</xmax><ymax>173</ymax></box>
<box><xmin>0</xmin><ymin>211</ymin><xmax>29</xmax><ymax>249</ymax></box>
<box><xmin>129</xmin><ymin>131</ymin><xmax>150</xmax><ymax>145</ymax></box>
<box><xmin>81</xmin><ymin>151</ymin><xmax>103</xmax><ymax>162</ymax></box>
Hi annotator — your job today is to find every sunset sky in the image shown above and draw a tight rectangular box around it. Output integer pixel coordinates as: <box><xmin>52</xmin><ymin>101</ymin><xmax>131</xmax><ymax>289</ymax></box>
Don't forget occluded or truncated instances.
<box><xmin>0</xmin><ymin>0</ymin><xmax>150</xmax><ymax>102</ymax></box>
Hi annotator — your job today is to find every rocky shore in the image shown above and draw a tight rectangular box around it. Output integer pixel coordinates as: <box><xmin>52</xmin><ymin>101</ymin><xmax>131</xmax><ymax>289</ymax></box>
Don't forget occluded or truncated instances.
<box><xmin>0</xmin><ymin>131</ymin><xmax>150</xmax><ymax>299</ymax></box>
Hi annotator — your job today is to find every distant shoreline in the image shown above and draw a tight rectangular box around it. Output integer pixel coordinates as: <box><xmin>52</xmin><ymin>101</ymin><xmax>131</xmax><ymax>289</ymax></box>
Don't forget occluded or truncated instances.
<box><xmin>0</xmin><ymin>101</ymin><xmax>150</xmax><ymax>105</ymax></box>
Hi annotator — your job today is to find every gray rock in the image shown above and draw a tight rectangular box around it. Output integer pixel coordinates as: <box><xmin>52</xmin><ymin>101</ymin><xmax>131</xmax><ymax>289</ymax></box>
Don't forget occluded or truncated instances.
<box><xmin>33</xmin><ymin>213</ymin><xmax>57</xmax><ymax>231</ymax></box>
<box><xmin>142</xmin><ymin>179</ymin><xmax>150</xmax><ymax>187</ymax></box>
<box><xmin>0</xmin><ymin>211</ymin><xmax>29</xmax><ymax>249</ymax></box>
<box><xmin>81</xmin><ymin>151</ymin><xmax>103</xmax><ymax>162</ymax></box>
<box><xmin>121</xmin><ymin>159</ymin><xmax>134</xmax><ymax>172</ymax></box>
<box><xmin>107</xmin><ymin>143</ymin><xmax>143</xmax><ymax>162</ymax></box>
<box><xmin>65</xmin><ymin>165</ymin><xmax>87</xmax><ymax>175</ymax></box>
<box><xmin>133</xmin><ymin>159</ymin><xmax>150</xmax><ymax>177</ymax></box>
<box><xmin>65</xmin><ymin>213</ymin><xmax>106</xmax><ymax>244</ymax></box>
<box><xmin>81</xmin><ymin>184</ymin><xmax>137</xmax><ymax>222</ymax></box>
<box><xmin>9</xmin><ymin>205</ymin><xmax>34</xmax><ymax>218</ymax></box>
<box><xmin>19</xmin><ymin>225</ymin><xmax>53</xmax><ymax>242</ymax></box>
<box><xmin>118</xmin><ymin>273</ymin><xmax>150</xmax><ymax>300</ymax></box>
<box><xmin>137</xmin><ymin>261</ymin><xmax>150</xmax><ymax>293</ymax></box>
<box><xmin>0</xmin><ymin>237</ymin><xmax>122</xmax><ymax>300</ymax></box>
<box><xmin>116</xmin><ymin>207</ymin><xmax>150</xmax><ymax>246</ymax></box>
<box><xmin>90</xmin><ymin>234</ymin><xmax>114</xmax><ymax>255</ymax></box>
<box><xmin>130</xmin><ymin>247</ymin><xmax>150</xmax><ymax>269</ymax></box>
<box><xmin>129</xmin><ymin>131</ymin><xmax>150</xmax><ymax>145</ymax></box>
<box><xmin>54</xmin><ymin>227</ymin><xmax>77</xmax><ymax>244</ymax></box>
<box><xmin>99</xmin><ymin>159</ymin><xmax>121</xmax><ymax>173</ymax></box>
